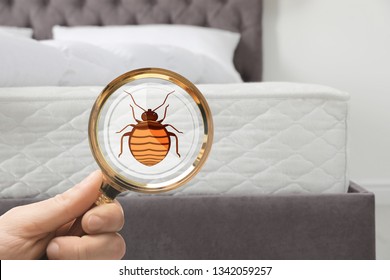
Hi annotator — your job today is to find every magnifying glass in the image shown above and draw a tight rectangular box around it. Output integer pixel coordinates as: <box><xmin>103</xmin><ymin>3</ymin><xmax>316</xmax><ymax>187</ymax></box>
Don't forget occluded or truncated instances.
<box><xmin>67</xmin><ymin>68</ymin><xmax>213</xmax><ymax>235</ymax></box>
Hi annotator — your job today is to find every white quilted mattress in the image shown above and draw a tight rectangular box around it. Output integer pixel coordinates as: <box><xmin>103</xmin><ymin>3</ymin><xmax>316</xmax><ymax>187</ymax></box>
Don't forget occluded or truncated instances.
<box><xmin>0</xmin><ymin>82</ymin><xmax>349</xmax><ymax>198</ymax></box>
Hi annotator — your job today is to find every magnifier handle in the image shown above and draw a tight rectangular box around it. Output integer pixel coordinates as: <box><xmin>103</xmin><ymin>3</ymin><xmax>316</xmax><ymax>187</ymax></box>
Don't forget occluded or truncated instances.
<box><xmin>66</xmin><ymin>209</ymin><xmax>91</xmax><ymax>237</ymax></box>
<box><xmin>66</xmin><ymin>192</ymin><xmax>114</xmax><ymax>236</ymax></box>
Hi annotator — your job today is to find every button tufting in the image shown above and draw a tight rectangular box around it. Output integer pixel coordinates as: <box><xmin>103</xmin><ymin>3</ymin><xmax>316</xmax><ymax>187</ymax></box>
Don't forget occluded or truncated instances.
<box><xmin>109</xmin><ymin>0</ymin><xmax>120</xmax><ymax>6</ymax></box>
<box><xmin>76</xmin><ymin>0</ymin><xmax>86</xmax><ymax>8</ymax></box>
<box><xmin>3</xmin><ymin>0</ymin><xmax>13</xmax><ymax>7</ymax></box>
<box><xmin>39</xmin><ymin>0</ymin><xmax>50</xmax><ymax>6</ymax></box>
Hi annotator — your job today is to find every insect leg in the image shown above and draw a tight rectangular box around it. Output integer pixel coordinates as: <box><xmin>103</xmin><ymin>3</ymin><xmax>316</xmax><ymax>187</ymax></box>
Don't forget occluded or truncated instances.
<box><xmin>118</xmin><ymin>131</ymin><xmax>132</xmax><ymax>158</ymax></box>
<box><xmin>168</xmin><ymin>132</ymin><xmax>181</xmax><ymax>158</ymax></box>
<box><xmin>165</xmin><ymin>124</ymin><xmax>183</xmax><ymax>134</ymax></box>
<box><xmin>158</xmin><ymin>104</ymin><xmax>169</xmax><ymax>123</ymax></box>
<box><xmin>116</xmin><ymin>124</ymin><xmax>135</xmax><ymax>134</ymax></box>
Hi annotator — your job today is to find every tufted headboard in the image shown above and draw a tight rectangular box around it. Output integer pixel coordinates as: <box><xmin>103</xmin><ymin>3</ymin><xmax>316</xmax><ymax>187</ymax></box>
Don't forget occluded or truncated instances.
<box><xmin>0</xmin><ymin>0</ymin><xmax>262</xmax><ymax>81</ymax></box>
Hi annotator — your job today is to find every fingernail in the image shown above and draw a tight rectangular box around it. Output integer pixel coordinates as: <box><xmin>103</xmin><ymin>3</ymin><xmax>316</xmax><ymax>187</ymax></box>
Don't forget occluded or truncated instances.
<box><xmin>83</xmin><ymin>170</ymin><xmax>100</xmax><ymax>183</ymax></box>
<box><xmin>47</xmin><ymin>241</ymin><xmax>59</xmax><ymax>259</ymax></box>
<box><xmin>88</xmin><ymin>215</ymin><xmax>103</xmax><ymax>232</ymax></box>
<box><xmin>74</xmin><ymin>170</ymin><xmax>100</xmax><ymax>190</ymax></box>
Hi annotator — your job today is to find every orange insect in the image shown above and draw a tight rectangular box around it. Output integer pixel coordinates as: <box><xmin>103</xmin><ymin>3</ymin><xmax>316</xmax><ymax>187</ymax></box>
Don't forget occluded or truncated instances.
<box><xmin>117</xmin><ymin>90</ymin><xmax>183</xmax><ymax>166</ymax></box>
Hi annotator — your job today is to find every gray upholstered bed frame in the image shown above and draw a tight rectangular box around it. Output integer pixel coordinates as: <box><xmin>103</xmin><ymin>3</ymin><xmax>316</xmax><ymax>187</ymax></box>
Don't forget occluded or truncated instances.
<box><xmin>0</xmin><ymin>0</ymin><xmax>263</xmax><ymax>82</ymax></box>
<box><xmin>0</xmin><ymin>0</ymin><xmax>375</xmax><ymax>259</ymax></box>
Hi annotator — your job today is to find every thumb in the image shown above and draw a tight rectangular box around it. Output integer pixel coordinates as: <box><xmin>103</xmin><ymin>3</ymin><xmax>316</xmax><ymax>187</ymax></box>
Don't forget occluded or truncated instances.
<box><xmin>15</xmin><ymin>170</ymin><xmax>103</xmax><ymax>234</ymax></box>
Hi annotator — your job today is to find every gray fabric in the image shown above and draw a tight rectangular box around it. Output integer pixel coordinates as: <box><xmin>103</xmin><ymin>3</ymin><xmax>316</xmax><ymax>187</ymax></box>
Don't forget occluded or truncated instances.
<box><xmin>0</xmin><ymin>0</ymin><xmax>263</xmax><ymax>81</ymax></box>
<box><xmin>0</xmin><ymin>182</ymin><xmax>376</xmax><ymax>259</ymax></box>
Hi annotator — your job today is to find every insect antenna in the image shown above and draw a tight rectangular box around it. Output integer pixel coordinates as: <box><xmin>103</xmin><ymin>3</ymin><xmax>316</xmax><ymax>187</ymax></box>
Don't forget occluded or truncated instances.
<box><xmin>124</xmin><ymin>90</ymin><xmax>146</xmax><ymax>112</ymax></box>
<box><xmin>153</xmin><ymin>90</ymin><xmax>175</xmax><ymax>111</ymax></box>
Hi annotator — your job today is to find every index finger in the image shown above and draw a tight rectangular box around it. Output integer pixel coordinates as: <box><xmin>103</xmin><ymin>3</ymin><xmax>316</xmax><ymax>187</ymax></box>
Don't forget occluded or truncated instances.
<box><xmin>11</xmin><ymin>171</ymin><xmax>103</xmax><ymax>234</ymax></box>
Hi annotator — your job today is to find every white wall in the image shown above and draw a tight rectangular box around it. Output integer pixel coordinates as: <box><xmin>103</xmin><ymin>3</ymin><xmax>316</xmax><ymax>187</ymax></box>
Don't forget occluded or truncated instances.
<box><xmin>262</xmin><ymin>0</ymin><xmax>390</xmax><ymax>198</ymax></box>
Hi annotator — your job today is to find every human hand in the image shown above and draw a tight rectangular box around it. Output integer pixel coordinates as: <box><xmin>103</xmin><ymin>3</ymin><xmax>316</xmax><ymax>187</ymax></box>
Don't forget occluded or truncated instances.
<box><xmin>0</xmin><ymin>170</ymin><xmax>125</xmax><ymax>260</ymax></box>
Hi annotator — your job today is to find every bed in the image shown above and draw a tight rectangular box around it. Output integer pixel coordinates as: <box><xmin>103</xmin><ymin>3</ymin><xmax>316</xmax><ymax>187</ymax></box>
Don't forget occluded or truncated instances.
<box><xmin>0</xmin><ymin>0</ymin><xmax>375</xmax><ymax>259</ymax></box>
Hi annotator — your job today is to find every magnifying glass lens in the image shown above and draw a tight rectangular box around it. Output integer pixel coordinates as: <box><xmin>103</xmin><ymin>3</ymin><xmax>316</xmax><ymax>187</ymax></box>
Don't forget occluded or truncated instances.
<box><xmin>90</xmin><ymin>69</ymin><xmax>213</xmax><ymax>195</ymax></box>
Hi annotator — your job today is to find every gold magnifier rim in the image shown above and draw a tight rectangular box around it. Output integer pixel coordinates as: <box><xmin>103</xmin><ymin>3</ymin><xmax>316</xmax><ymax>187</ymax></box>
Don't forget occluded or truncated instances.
<box><xmin>88</xmin><ymin>68</ymin><xmax>213</xmax><ymax>194</ymax></box>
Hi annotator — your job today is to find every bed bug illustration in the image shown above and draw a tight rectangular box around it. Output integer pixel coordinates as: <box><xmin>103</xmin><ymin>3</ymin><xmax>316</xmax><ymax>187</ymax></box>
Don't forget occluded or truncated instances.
<box><xmin>117</xmin><ymin>90</ymin><xmax>183</xmax><ymax>166</ymax></box>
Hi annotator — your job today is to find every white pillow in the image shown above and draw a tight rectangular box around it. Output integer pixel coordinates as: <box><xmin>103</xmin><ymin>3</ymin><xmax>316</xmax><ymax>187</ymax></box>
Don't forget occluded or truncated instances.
<box><xmin>0</xmin><ymin>26</ymin><xmax>33</xmax><ymax>38</ymax></box>
<box><xmin>94</xmin><ymin>42</ymin><xmax>204</xmax><ymax>83</ymax></box>
<box><xmin>0</xmin><ymin>33</ymin><xmax>66</xmax><ymax>87</ymax></box>
<box><xmin>53</xmin><ymin>24</ymin><xmax>243</xmax><ymax>82</ymax></box>
<box><xmin>42</xmin><ymin>40</ymin><xmax>204</xmax><ymax>85</ymax></box>
<box><xmin>42</xmin><ymin>40</ymin><xmax>127</xmax><ymax>86</ymax></box>
<box><xmin>44</xmin><ymin>40</ymin><xmax>242</xmax><ymax>85</ymax></box>
<box><xmin>0</xmin><ymin>32</ymin><xmax>242</xmax><ymax>87</ymax></box>
<box><xmin>107</xmin><ymin>43</ymin><xmax>241</xmax><ymax>84</ymax></box>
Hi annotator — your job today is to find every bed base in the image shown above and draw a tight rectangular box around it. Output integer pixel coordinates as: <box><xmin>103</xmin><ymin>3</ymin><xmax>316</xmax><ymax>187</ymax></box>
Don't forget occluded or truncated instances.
<box><xmin>0</xmin><ymin>182</ymin><xmax>375</xmax><ymax>259</ymax></box>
